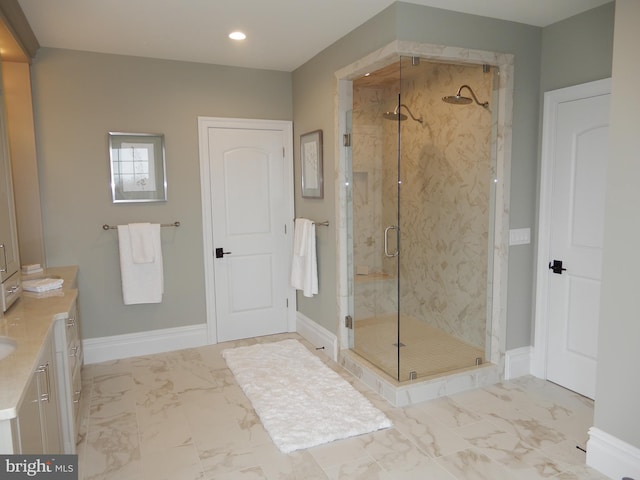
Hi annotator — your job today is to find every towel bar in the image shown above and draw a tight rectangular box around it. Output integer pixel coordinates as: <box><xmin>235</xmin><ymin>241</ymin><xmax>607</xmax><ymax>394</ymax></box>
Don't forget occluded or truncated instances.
<box><xmin>102</xmin><ymin>221</ymin><xmax>180</xmax><ymax>230</ymax></box>
<box><xmin>294</xmin><ymin>219</ymin><xmax>329</xmax><ymax>226</ymax></box>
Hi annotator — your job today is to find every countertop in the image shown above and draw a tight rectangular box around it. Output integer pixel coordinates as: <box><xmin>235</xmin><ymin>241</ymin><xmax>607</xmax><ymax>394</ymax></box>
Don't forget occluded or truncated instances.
<box><xmin>0</xmin><ymin>266</ymin><xmax>79</xmax><ymax>420</ymax></box>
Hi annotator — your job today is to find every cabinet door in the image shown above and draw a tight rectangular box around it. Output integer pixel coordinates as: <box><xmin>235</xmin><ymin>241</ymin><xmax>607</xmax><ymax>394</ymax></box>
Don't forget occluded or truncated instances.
<box><xmin>37</xmin><ymin>335</ymin><xmax>62</xmax><ymax>453</ymax></box>
<box><xmin>15</xmin><ymin>374</ymin><xmax>44</xmax><ymax>454</ymax></box>
<box><xmin>53</xmin><ymin>299</ymin><xmax>83</xmax><ymax>453</ymax></box>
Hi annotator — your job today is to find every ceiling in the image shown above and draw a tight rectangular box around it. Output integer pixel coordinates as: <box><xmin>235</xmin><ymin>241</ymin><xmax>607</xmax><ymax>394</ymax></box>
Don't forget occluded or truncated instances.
<box><xmin>17</xmin><ymin>0</ymin><xmax>611</xmax><ymax>72</ymax></box>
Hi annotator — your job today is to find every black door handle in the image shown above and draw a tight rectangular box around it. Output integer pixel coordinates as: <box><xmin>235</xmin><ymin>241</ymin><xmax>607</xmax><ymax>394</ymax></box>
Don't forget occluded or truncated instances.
<box><xmin>215</xmin><ymin>248</ymin><xmax>232</xmax><ymax>258</ymax></box>
<box><xmin>549</xmin><ymin>260</ymin><xmax>566</xmax><ymax>274</ymax></box>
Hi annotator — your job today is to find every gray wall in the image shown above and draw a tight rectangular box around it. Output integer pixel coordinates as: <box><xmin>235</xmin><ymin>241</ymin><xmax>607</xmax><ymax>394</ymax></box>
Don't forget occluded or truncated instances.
<box><xmin>30</xmin><ymin>48</ymin><xmax>292</xmax><ymax>339</ymax></box>
<box><xmin>291</xmin><ymin>5</ymin><xmax>398</xmax><ymax>333</ymax></box>
<box><xmin>293</xmin><ymin>2</ymin><xmax>541</xmax><ymax>347</ymax></box>
<box><xmin>540</xmin><ymin>2</ymin><xmax>615</xmax><ymax>93</ymax></box>
<box><xmin>594</xmin><ymin>0</ymin><xmax>640</xmax><ymax>451</ymax></box>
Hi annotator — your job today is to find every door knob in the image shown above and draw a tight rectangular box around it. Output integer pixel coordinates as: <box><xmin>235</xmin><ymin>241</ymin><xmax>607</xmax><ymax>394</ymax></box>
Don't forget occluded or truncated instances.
<box><xmin>548</xmin><ymin>259</ymin><xmax>566</xmax><ymax>274</ymax></box>
<box><xmin>215</xmin><ymin>248</ymin><xmax>232</xmax><ymax>258</ymax></box>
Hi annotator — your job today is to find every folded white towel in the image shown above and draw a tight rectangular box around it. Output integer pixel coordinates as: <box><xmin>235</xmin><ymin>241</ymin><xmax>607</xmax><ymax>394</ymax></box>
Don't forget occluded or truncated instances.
<box><xmin>117</xmin><ymin>224</ymin><xmax>164</xmax><ymax>305</ymax></box>
<box><xmin>22</xmin><ymin>278</ymin><xmax>64</xmax><ymax>293</ymax></box>
<box><xmin>128</xmin><ymin>223</ymin><xmax>155</xmax><ymax>264</ymax></box>
<box><xmin>290</xmin><ymin>218</ymin><xmax>318</xmax><ymax>297</ymax></box>
<box><xmin>22</xmin><ymin>264</ymin><xmax>43</xmax><ymax>274</ymax></box>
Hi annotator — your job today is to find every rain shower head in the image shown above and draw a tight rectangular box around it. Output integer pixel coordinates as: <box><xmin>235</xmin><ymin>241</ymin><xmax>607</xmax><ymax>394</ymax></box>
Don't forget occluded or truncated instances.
<box><xmin>443</xmin><ymin>85</ymin><xmax>489</xmax><ymax>109</ymax></box>
<box><xmin>382</xmin><ymin>104</ymin><xmax>423</xmax><ymax>123</ymax></box>
<box><xmin>383</xmin><ymin>111</ymin><xmax>407</xmax><ymax>121</ymax></box>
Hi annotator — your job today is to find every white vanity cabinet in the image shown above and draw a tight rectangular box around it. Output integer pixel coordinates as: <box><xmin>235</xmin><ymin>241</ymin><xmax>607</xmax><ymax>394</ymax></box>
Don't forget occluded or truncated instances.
<box><xmin>53</xmin><ymin>298</ymin><xmax>83</xmax><ymax>453</ymax></box>
<box><xmin>12</xmin><ymin>330</ymin><xmax>62</xmax><ymax>453</ymax></box>
<box><xmin>0</xmin><ymin>267</ymin><xmax>80</xmax><ymax>454</ymax></box>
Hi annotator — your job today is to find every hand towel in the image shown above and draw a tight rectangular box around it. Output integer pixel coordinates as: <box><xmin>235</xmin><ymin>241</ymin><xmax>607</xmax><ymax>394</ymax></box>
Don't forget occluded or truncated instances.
<box><xmin>128</xmin><ymin>223</ymin><xmax>155</xmax><ymax>263</ymax></box>
<box><xmin>117</xmin><ymin>224</ymin><xmax>164</xmax><ymax>305</ymax></box>
<box><xmin>290</xmin><ymin>218</ymin><xmax>318</xmax><ymax>297</ymax></box>
<box><xmin>22</xmin><ymin>278</ymin><xmax>64</xmax><ymax>293</ymax></box>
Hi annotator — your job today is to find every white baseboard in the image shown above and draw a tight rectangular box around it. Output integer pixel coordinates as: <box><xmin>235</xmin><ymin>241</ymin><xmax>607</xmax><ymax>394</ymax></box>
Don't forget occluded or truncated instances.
<box><xmin>295</xmin><ymin>311</ymin><xmax>338</xmax><ymax>361</ymax></box>
<box><xmin>587</xmin><ymin>427</ymin><xmax>640</xmax><ymax>480</ymax></box>
<box><xmin>83</xmin><ymin>324</ymin><xmax>209</xmax><ymax>364</ymax></box>
<box><xmin>504</xmin><ymin>346</ymin><xmax>533</xmax><ymax>380</ymax></box>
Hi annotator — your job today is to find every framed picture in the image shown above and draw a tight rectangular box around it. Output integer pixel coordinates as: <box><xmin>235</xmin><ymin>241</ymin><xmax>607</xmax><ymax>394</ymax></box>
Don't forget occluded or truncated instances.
<box><xmin>109</xmin><ymin>132</ymin><xmax>167</xmax><ymax>203</ymax></box>
<box><xmin>300</xmin><ymin>129</ymin><xmax>323</xmax><ymax>198</ymax></box>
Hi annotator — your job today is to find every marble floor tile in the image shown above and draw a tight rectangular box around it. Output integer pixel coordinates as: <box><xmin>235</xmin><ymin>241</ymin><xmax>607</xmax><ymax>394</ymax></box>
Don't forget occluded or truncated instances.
<box><xmin>308</xmin><ymin>436</ymin><xmax>371</xmax><ymax>471</ymax></box>
<box><xmin>358</xmin><ymin>428</ymin><xmax>456</xmax><ymax>478</ymax></box>
<box><xmin>391</xmin><ymin>406</ymin><xmax>471</xmax><ymax>458</ymax></box>
<box><xmin>554</xmin><ymin>464</ymin><xmax>612</xmax><ymax>480</ymax></box>
<box><xmin>78</xmin><ymin>337</ymin><xmax>607</xmax><ymax>480</ymax></box>
<box><xmin>540</xmin><ymin>439</ymin><xmax>589</xmax><ymax>469</ymax></box>
<box><xmin>406</xmin><ymin>396</ymin><xmax>484</xmax><ymax>429</ymax></box>
<box><xmin>208</xmin><ymin>465</ymin><xmax>269</xmax><ymax>480</ymax></box>
<box><xmin>454</xmin><ymin>420</ymin><xmax>563</xmax><ymax>478</ymax></box>
<box><xmin>482</xmin><ymin>405</ymin><xmax>568</xmax><ymax>450</ymax></box>
<box><xmin>436</xmin><ymin>448</ymin><xmax>514</xmax><ymax>480</ymax></box>
<box><xmin>82</xmin><ymin>420</ymin><xmax>142</xmax><ymax>480</ymax></box>
<box><xmin>252</xmin><ymin>445</ymin><xmax>329</xmax><ymax>480</ymax></box>
<box><xmin>138</xmin><ymin>405</ymin><xmax>193</xmax><ymax>456</ymax></box>
<box><xmin>322</xmin><ymin>456</ymin><xmax>390</xmax><ymax>480</ymax></box>
<box><xmin>141</xmin><ymin>443</ymin><xmax>204</xmax><ymax>480</ymax></box>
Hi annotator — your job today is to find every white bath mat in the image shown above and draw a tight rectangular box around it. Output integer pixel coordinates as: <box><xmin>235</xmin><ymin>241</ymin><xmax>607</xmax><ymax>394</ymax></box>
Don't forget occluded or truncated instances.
<box><xmin>222</xmin><ymin>339</ymin><xmax>391</xmax><ymax>453</ymax></box>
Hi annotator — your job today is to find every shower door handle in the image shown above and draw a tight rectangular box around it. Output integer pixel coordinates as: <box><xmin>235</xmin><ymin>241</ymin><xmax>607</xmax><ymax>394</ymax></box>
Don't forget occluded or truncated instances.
<box><xmin>384</xmin><ymin>226</ymin><xmax>399</xmax><ymax>257</ymax></box>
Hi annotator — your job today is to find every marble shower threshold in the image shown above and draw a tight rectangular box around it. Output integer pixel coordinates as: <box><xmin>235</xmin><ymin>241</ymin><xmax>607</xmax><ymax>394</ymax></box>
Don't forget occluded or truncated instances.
<box><xmin>340</xmin><ymin>348</ymin><xmax>501</xmax><ymax>407</ymax></box>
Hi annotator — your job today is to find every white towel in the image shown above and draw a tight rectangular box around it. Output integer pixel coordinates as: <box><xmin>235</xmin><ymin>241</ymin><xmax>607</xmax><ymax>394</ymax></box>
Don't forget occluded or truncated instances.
<box><xmin>128</xmin><ymin>223</ymin><xmax>155</xmax><ymax>263</ymax></box>
<box><xmin>22</xmin><ymin>278</ymin><xmax>64</xmax><ymax>293</ymax></box>
<box><xmin>117</xmin><ymin>224</ymin><xmax>164</xmax><ymax>305</ymax></box>
<box><xmin>290</xmin><ymin>218</ymin><xmax>318</xmax><ymax>297</ymax></box>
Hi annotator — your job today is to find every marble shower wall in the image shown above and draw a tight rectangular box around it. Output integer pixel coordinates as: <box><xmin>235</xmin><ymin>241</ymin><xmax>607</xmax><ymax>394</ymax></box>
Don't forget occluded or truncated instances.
<box><xmin>352</xmin><ymin>60</ymin><xmax>493</xmax><ymax>350</ymax></box>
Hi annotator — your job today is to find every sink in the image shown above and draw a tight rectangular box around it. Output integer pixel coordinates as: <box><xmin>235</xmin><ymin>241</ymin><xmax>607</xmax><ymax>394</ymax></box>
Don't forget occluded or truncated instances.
<box><xmin>0</xmin><ymin>336</ymin><xmax>17</xmax><ymax>361</ymax></box>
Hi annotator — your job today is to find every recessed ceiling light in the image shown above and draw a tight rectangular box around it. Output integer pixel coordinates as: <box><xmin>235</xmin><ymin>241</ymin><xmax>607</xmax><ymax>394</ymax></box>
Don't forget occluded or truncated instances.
<box><xmin>229</xmin><ymin>31</ymin><xmax>246</xmax><ymax>41</ymax></box>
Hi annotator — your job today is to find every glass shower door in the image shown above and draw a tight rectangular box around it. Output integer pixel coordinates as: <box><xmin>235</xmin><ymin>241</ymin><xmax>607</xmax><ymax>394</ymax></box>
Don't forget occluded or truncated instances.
<box><xmin>350</xmin><ymin>66</ymin><xmax>402</xmax><ymax>380</ymax></box>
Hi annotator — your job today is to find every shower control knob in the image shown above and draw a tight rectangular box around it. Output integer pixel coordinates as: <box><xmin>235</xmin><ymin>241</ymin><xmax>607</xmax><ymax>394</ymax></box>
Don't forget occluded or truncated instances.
<box><xmin>215</xmin><ymin>247</ymin><xmax>232</xmax><ymax>258</ymax></box>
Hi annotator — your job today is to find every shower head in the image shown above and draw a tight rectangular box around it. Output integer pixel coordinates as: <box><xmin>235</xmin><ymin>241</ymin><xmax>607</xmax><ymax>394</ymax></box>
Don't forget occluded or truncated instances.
<box><xmin>443</xmin><ymin>85</ymin><xmax>489</xmax><ymax>109</ymax></box>
<box><xmin>383</xmin><ymin>111</ymin><xmax>407</xmax><ymax>121</ymax></box>
<box><xmin>443</xmin><ymin>95</ymin><xmax>473</xmax><ymax>105</ymax></box>
<box><xmin>383</xmin><ymin>104</ymin><xmax>423</xmax><ymax>123</ymax></box>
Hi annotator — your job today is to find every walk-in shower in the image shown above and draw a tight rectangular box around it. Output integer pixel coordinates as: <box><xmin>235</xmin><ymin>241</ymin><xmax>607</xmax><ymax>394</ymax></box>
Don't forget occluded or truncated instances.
<box><xmin>347</xmin><ymin>55</ymin><xmax>497</xmax><ymax>383</ymax></box>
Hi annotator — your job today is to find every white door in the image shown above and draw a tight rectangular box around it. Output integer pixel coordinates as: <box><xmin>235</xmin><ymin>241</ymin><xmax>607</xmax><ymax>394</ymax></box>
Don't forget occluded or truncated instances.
<box><xmin>199</xmin><ymin>118</ymin><xmax>295</xmax><ymax>343</ymax></box>
<box><xmin>536</xmin><ymin>79</ymin><xmax>611</xmax><ymax>399</ymax></box>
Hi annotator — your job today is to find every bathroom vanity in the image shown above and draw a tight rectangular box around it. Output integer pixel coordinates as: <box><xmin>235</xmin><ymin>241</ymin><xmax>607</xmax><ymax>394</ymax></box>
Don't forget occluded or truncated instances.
<box><xmin>0</xmin><ymin>266</ymin><xmax>83</xmax><ymax>454</ymax></box>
